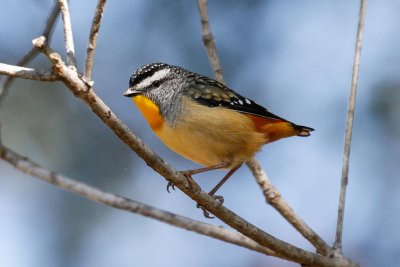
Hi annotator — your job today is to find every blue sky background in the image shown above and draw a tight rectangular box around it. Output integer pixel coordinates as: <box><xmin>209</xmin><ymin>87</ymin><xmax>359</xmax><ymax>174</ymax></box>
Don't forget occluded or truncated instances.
<box><xmin>1</xmin><ymin>0</ymin><xmax>400</xmax><ymax>266</ymax></box>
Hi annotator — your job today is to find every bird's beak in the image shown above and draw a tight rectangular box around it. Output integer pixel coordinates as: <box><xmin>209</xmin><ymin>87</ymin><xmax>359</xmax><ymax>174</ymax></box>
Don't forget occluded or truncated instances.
<box><xmin>123</xmin><ymin>87</ymin><xmax>141</xmax><ymax>97</ymax></box>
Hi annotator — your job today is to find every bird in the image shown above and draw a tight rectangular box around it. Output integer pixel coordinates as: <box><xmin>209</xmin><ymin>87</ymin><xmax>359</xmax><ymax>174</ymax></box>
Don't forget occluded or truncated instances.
<box><xmin>124</xmin><ymin>63</ymin><xmax>313</xmax><ymax>217</ymax></box>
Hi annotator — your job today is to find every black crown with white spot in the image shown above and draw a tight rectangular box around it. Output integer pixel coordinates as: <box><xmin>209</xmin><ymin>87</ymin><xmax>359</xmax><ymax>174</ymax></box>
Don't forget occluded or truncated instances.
<box><xmin>129</xmin><ymin>63</ymin><xmax>169</xmax><ymax>87</ymax></box>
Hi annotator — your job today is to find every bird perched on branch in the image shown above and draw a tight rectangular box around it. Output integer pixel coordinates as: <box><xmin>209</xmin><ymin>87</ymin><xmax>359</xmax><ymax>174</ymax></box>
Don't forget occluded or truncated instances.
<box><xmin>124</xmin><ymin>63</ymin><xmax>313</xmax><ymax>217</ymax></box>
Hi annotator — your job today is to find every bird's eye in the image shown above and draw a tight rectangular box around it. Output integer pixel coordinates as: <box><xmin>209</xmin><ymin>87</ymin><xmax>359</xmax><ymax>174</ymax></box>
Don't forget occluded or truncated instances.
<box><xmin>152</xmin><ymin>80</ymin><xmax>161</xmax><ymax>88</ymax></box>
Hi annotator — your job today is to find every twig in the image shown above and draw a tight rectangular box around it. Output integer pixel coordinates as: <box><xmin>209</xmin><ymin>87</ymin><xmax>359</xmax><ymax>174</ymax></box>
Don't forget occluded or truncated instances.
<box><xmin>246</xmin><ymin>158</ymin><xmax>332</xmax><ymax>256</ymax></box>
<box><xmin>0</xmin><ymin>0</ymin><xmax>60</xmax><ymax>145</ymax></box>
<box><xmin>30</xmin><ymin>36</ymin><xmax>358</xmax><ymax>267</ymax></box>
<box><xmin>58</xmin><ymin>0</ymin><xmax>77</xmax><ymax>68</ymax></box>
<box><xmin>0</xmin><ymin>0</ymin><xmax>59</xmax><ymax>90</ymax></box>
<box><xmin>84</xmin><ymin>0</ymin><xmax>107</xmax><ymax>82</ymax></box>
<box><xmin>0</xmin><ymin>63</ymin><xmax>58</xmax><ymax>81</ymax></box>
<box><xmin>5</xmin><ymin>0</ymin><xmax>60</xmax><ymax>74</ymax></box>
<box><xmin>197</xmin><ymin>0</ymin><xmax>225</xmax><ymax>84</ymax></box>
<box><xmin>196</xmin><ymin>0</ymin><xmax>333</xmax><ymax>257</ymax></box>
<box><xmin>334</xmin><ymin>0</ymin><xmax>367</xmax><ymax>252</ymax></box>
<box><xmin>0</xmin><ymin>145</ymin><xmax>275</xmax><ymax>257</ymax></box>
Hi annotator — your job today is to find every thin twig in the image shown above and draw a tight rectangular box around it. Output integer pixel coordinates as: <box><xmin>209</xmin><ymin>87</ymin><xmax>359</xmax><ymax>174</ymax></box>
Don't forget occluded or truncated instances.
<box><xmin>0</xmin><ymin>63</ymin><xmax>58</xmax><ymax>81</ymax></box>
<box><xmin>0</xmin><ymin>0</ymin><xmax>60</xmax><ymax>145</ymax></box>
<box><xmin>58</xmin><ymin>0</ymin><xmax>77</xmax><ymax>68</ymax></box>
<box><xmin>246</xmin><ymin>158</ymin><xmax>332</xmax><ymax>256</ymax></box>
<box><xmin>84</xmin><ymin>0</ymin><xmax>107</xmax><ymax>82</ymax></box>
<box><xmin>29</xmin><ymin>36</ymin><xmax>358</xmax><ymax>267</ymax></box>
<box><xmin>197</xmin><ymin>0</ymin><xmax>225</xmax><ymax>84</ymax></box>
<box><xmin>0</xmin><ymin>145</ymin><xmax>275</xmax><ymax>257</ymax></box>
<box><xmin>7</xmin><ymin>0</ymin><xmax>60</xmax><ymax>72</ymax></box>
<box><xmin>197</xmin><ymin>0</ymin><xmax>333</xmax><ymax>257</ymax></box>
<box><xmin>334</xmin><ymin>0</ymin><xmax>367</xmax><ymax>252</ymax></box>
<box><xmin>0</xmin><ymin>0</ymin><xmax>59</xmax><ymax>90</ymax></box>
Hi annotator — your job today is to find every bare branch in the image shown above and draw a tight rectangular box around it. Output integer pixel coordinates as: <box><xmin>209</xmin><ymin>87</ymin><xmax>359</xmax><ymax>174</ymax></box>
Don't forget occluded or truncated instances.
<box><xmin>8</xmin><ymin>0</ymin><xmax>60</xmax><ymax>71</ymax></box>
<box><xmin>0</xmin><ymin>1</ymin><xmax>60</xmax><ymax>145</ymax></box>
<box><xmin>197</xmin><ymin>0</ymin><xmax>225</xmax><ymax>84</ymax></box>
<box><xmin>246</xmin><ymin>158</ymin><xmax>332</xmax><ymax>256</ymax></box>
<box><xmin>0</xmin><ymin>145</ymin><xmax>275</xmax><ymax>257</ymax></box>
<box><xmin>196</xmin><ymin>0</ymin><xmax>334</xmax><ymax>258</ymax></box>
<box><xmin>84</xmin><ymin>0</ymin><xmax>107</xmax><ymax>82</ymax></box>
<box><xmin>0</xmin><ymin>1</ymin><xmax>59</xmax><ymax>89</ymax></box>
<box><xmin>30</xmin><ymin>37</ymin><xmax>358</xmax><ymax>267</ymax></box>
<box><xmin>334</xmin><ymin>0</ymin><xmax>367</xmax><ymax>252</ymax></box>
<box><xmin>0</xmin><ymin>63</ymin><xmax>58</xmax><ymax>81</ymax></box>
<box><xmin>58</xmin><ymin>0</ymin><xmax>77</xmax><ymax>68</ymax></box>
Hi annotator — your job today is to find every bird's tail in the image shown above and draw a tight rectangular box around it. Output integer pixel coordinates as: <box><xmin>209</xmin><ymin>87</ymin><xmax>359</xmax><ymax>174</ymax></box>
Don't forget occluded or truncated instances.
<box><xmin>247</xmin><ymin>114</ymin><xmax>314</xmax><ymax>141</ymax></box>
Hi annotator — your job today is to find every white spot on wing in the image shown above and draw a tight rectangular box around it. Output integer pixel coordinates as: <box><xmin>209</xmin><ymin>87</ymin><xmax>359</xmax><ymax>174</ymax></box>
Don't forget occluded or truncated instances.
<box><xmin>136</xmin><ymin>68</ymin><xmax>170</xmax><ymax>89</ymax></box>
<box><xmin>238</xmin><ymin>99</ymin><xmax>243</xmax><ymax>105</ymax></box>
<box><xmin>245</xmin><ymin>98</ymin><xmax>251</xmax><ymax>104</ymax></box>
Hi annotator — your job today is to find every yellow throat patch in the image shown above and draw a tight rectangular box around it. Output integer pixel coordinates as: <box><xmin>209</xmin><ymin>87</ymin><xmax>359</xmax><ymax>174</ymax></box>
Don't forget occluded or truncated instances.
<box><xmin>132</xmin><ymin>95</ymin><xmax>164</xmax><ymax>130</ymax></box>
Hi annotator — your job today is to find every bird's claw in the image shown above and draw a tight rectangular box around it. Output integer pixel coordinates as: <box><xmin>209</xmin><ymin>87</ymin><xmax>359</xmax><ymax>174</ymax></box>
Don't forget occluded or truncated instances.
<box><xmin>198</xmin><ymin>206</ymin><xmax>215</xmax><ymax>219</ymax></box>
<box><xmin>166</xmin><ymin>182</ymin><xmax>175</xmax><ymax>193</ymax></box>
<box><xmin>213</xmin><ymin>195</ymin><xmax>224</xmax><ymax>205</ymax></box>
<box><xmin>166</xmin><ymin>172</ymin><xmax>200</xmax><ymax>194</ymax></box>
<box><xmin>196</xmin><ymin>194</ymin><xmax>224</xmax><ymax>219</ymax></box>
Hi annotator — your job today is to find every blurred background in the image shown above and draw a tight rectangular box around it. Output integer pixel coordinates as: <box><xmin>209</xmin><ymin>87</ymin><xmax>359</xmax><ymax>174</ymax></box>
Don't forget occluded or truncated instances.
<box><xmin>1</xmin><ymin>0</ymin><xmax>399</xmax><ymax>266</ymax></box>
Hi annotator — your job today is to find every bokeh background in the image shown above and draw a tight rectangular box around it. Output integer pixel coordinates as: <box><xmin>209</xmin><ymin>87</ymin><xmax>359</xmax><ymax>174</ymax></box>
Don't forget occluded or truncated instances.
<box><xmin>1</xmin><ymin>0</ymin><xmax>399</xmax><ymax>266</ymax></box>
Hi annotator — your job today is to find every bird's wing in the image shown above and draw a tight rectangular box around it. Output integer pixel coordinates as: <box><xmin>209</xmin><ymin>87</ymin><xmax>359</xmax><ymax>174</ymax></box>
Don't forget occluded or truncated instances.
<box><xmin>184</xmin><ymin>76</ymin><xmax>286</xmax><ymax>121</ymax></box>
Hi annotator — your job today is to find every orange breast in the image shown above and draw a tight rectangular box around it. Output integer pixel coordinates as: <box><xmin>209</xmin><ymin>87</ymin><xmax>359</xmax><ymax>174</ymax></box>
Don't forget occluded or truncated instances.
<box><xmin>246</xmin><ymin>114</ymin><xmax>298</xmax><ymax>143</ymax></box>
<box><xmin>132</xmin><ymin>95</ymin><xmax>164</xmax><ymax>130</ymax></box>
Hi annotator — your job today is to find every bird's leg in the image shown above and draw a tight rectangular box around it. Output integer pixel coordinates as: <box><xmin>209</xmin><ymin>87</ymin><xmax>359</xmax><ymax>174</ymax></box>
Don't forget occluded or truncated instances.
<box><xmin>181</xmin><ymin>162</ymin><xmax>231</xmax><ymax>176</ymax></box>
<box><xmin>208</xmin><ymin>163</ymin><xmax>242</xmax><ymax>202</ymax></box>
<box><xmin>166</xmin><ymin>162</ymin><xmax>230</xmax><ymax>192</ymax></box>
<box><xmin>166</xmin><ymin>162</ymin><xmax>242</xmax><ymax>219</ymax></box>
<box><xmin>197</xmin><ymin>164</ymin><xmax>243</xmax><ymax>218</ymax></box>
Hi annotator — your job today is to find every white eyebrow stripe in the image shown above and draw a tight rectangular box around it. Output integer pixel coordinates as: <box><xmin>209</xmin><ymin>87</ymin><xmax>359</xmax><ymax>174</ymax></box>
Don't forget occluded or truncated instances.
<box><xmin>136</xmin><ymin>68</ymin><xmax>170</xmax><ymax>89</ymax></box>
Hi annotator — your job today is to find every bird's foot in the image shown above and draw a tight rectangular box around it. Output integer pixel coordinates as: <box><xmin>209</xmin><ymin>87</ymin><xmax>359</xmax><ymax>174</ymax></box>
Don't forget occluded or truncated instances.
<box><xmin>166</xmin><ymin>181</ymin><xmax>175</xmax><ymax>193</ymax></box>
<box><xmin>196</xmin><ymin>194</ymin><xmax>224</xmax><ymax>219</ymax></box>
<box><xmin>166</xmin><ymin>171</ymin><xmax>201</xmax><ymax>194</ymax></box>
